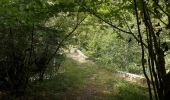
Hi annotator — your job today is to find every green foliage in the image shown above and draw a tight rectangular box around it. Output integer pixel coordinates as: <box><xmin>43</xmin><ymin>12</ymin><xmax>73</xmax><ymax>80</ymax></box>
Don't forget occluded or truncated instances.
<box><xmin>22</xmin><ymin>58</ymin><xmax>149</xmax><ymax>100</ymax></box>
<box><xmin>1</xmin><ymin>0</ymin><xmax>170</xmax><ymax>99</ymax></box>
<box><xmin>113</xmin><ymin>79</ymin><xmax>149</xmax><ymax>100</ymax></box>
<box><xmin>72</xmin><ymin>15</ymin><xmax>142</xmax><ymax>73</ymax></box>
<box><xmin>0</xmin><ymin>0</ymin><xmax>83</xmax><ymax>94</ymax></box>
<box><xmin>126</xmin><ymin>63</ymin><xmax>143</xmax><ymax>74</ymax></box>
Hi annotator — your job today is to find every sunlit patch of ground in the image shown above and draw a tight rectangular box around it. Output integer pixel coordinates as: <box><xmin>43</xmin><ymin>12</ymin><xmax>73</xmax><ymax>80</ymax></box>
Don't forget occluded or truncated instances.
<box><xmin>59</xmin><ymin>59</ymin><xmax>149</xmax><ymax>100</ymax></box>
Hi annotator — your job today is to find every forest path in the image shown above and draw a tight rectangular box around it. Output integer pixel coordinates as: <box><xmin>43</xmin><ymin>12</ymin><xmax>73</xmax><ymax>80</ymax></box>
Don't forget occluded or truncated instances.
<box><xmin>32</xmin><ymin>58</ymin><xmax>148</xmax><ymax>100</ymax></box>
<box><xmin>63</xmin><ymin>67</ymin><xmax>119</xmax><ymax>100</ymax></box>
<box><xmin>61</xmin><ymin>63</ymin><xmax>148</xmax><ymax>100</ymax></box>
<box><xmin>67</xmin><ymin>48</ymin><xmax>146</xmax><ymax>85</ymax></box>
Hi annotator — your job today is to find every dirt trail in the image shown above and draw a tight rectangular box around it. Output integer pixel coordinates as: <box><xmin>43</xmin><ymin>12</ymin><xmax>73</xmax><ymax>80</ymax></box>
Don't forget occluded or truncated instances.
<box><xmin>64</xmin><ymin>84</ymin><xmax>111</xmax><ymax>100</ymax></box>
<box><xmin>63</xmin><ymin>68</ymin><xmax>118</xmax><ymax>100</ymax></box>
<box><xmin>67</xmin><ymin>48</ymin><xmax>146</xmax><ymax>85</ymax></box>
<box><xmin>65</xmin><ymin>84</ymin><xmax>97</xmax><ymax>100</ymax></box>
<box><xmin>62</xmin><ymin>67</ymin><xmax>148</xmax><ymax>100</ymax></box>
<box><xmin>64</xmin><ymin>50</ymin><xmax>147</xmax><ymax>100</ymax></box>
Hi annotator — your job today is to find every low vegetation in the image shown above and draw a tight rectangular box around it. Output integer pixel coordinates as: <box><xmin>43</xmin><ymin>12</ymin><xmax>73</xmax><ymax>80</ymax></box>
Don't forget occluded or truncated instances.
<box><xmin>5</xmin><ymin>58</ymin><xmax>148</xmax><ymax>100</ymax></box>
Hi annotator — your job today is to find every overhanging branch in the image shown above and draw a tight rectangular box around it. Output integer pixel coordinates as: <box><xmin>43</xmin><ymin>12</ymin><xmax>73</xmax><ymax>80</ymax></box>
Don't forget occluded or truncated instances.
<box><xmin>47</xmin><ymin>14</ymin><xmax>86</xmax><ymax>64</ymax></box>
<box><xmin>82</xmin><ymin>6</ymin><xmax>148</xmax><ymax>48</ymax></box>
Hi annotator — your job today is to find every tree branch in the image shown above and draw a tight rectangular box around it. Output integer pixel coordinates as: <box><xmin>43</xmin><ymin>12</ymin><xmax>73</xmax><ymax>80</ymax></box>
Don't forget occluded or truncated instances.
<box><xmin>152</xmin><ymin>0</ymin><xmax>170</xmax><ymax>18</ymax></box>
<box><xmin>82</xmin><ymin>6</ymin><xmax>148</xmax><ymax>48</ymax></box>
<box><xmin>47</xmin><ymin>14</ymin><xmax>86</xmax><ymax>64</ymax></box>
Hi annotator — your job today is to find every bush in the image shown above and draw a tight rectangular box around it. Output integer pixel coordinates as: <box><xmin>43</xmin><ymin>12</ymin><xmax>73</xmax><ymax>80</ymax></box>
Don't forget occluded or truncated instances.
<box><xmin>126</xmin><ymin>63</ymin><xmax>143</xmax><ymax>74</ymax></box>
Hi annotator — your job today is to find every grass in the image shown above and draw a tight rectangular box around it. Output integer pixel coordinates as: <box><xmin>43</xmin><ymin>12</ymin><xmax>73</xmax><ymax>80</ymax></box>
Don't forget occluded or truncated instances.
<box><xmin>14</xmin><ymin>58</ymin><xmax>149</xmax><ymax>100</ymax></box>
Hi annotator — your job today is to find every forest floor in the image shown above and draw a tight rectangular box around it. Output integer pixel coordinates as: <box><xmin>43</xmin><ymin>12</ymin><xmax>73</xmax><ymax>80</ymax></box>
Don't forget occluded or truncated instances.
<box><xmin>28</xmin><ymin>58</ymin><xmax>149</xmax><ymax>100</ymax></box>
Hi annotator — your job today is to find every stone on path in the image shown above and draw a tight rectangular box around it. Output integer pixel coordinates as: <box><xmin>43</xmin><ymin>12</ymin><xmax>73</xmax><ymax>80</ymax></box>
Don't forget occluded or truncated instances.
<box><xmin>67</xmin><ymin>48</ymin><xmax>90</xmax><ymax>63</ymax></box>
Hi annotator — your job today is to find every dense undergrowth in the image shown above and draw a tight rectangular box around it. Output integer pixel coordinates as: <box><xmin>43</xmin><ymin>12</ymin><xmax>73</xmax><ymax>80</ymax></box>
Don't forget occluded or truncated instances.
<box><xmin>1</xmin><ymin>58</ymin><xmax>149</xmax><ymax>100</ymax></box>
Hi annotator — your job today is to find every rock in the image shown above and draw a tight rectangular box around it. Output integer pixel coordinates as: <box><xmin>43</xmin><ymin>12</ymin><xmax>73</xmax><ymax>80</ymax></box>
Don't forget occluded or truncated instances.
<box><xmin>70</xmin><ymin>48</ymin><xmax>89</xmax><ymax>59</ymax></box>
<box><xmin>117</xmin><ymin>71</ymin><xmax>146</xmax><ymax>84</ymax></box>
<box><xmin>67</xmin><ymin>48</ymin><xmax>90</xmax><ymax>63</ymax></box>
